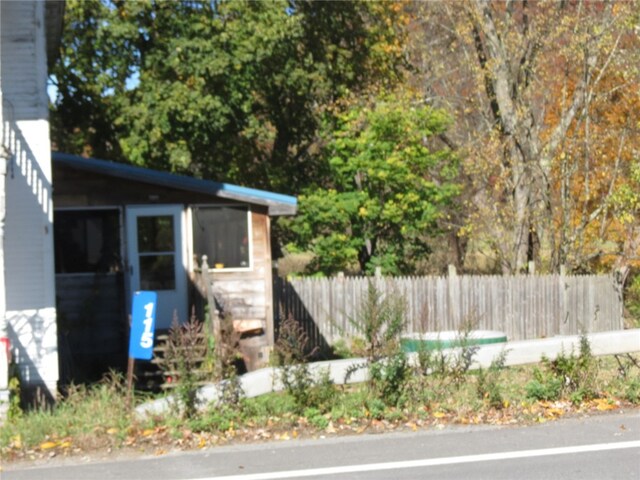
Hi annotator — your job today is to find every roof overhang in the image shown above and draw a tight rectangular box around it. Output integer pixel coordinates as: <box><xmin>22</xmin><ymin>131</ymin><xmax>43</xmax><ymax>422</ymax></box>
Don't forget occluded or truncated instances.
<box><xmin>52</xmin><ymin>152</ymin><xmax>298</xmax><ymax>216</ymax></box>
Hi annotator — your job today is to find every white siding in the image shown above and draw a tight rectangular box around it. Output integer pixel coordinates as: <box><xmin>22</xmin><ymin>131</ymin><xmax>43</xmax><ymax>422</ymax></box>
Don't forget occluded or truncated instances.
<box><xmin>0</xmin><ymin>1</ymin><xmax>48</xmax><ymax>120</ymax></box>
<box><xmin>1</xmin><ymin>1</ymin><xmax>58</xmax><ymax>396</ymax></box>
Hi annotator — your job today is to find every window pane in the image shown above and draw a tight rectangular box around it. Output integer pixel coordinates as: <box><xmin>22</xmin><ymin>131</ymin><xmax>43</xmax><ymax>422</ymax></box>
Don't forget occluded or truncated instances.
<box><xmin>137</xmin><ymin>216</ymin><xmax>174</xmax><ymax>252</ymax></box>
<box><xmin>54</xmin><ymin>209</ymin><xmax>121</xmax><ymax>274</ymax></box>
<box><xmin>139</xmin><ymin>255</ymin><xmax>175</xmax><ymax>290</ymax></box>
<box><xmin>192</xmin><ymin>206</ymin><xmax>249</xmax><ymax>269</ymax></box>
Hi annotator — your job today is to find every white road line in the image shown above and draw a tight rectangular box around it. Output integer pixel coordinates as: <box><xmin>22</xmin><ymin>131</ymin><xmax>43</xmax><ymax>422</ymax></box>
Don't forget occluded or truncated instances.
<box><xmin>194</xmin><ymin>441</ymin><xmax>640</xmax><ymax>480</ymax></box>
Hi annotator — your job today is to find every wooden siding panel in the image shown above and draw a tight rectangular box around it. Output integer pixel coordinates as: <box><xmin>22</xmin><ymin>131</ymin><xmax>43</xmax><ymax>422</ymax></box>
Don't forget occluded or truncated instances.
<box><xmin>206</xmin><ymin>210</ymin><xmax>273</xmax><ymax>337</ymax></box>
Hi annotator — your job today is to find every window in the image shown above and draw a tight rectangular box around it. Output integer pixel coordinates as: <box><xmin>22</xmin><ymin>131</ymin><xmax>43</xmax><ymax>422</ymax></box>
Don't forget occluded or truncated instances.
<box><xmin>54</xmin><ymin>209</ymin><xmax>121</xmax><ymax>274</ymax></box>
<box><xmin>137</xmin><ymin>215</ymin><xmax>176</xmax><ymax>290</ymax></box>
<box><xmin>192</xmin><ymin>206</ymin><xmax>250</xmax><ymax>269</ymax></box>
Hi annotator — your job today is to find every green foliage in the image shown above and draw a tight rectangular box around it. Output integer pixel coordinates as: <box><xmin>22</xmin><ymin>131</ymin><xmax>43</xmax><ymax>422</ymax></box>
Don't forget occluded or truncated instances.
<box><xmin>610</xmin><ymin>160</ymin><xmax>640</xmax><ymax>227</ymax></box>
<box><xmin>624</xmin><ymin>272</ymin><xmax>640</xmax><ymax>327</ymax></box>
<box><xmin>286</xmin><ymin>95</ymin><xmax>461</xmax><ymax>275</ymax></box>
<box><xmin>369</xmin><ymin>353</ymin><xmax>411</xmax><ymax>407</ymax></box>
<box><xmin>353</xmin><ymin>280</ymin><xmax>407</xmax><ymax>362</ymax></box>
<box><xmin>525</xmin><ymin>334</ymin><xmax>599</xmax><ymax>403</ymax></box>
<box><xmin>4</xmin><ymin>355</ymin><xmax>640</xmax><ymax>455</ymax></box>
<box><xmin>304</xmin><ymin>407</ymin><xmax>330</xmax><ymax>429</ymax></box>
<box><xmin>613</xmin><ymin>354</ymin><xmax>640</xmax><ymax>404</ymax></box>
<box><xmin>7</xmin><ymin>366</ymin><xmax>22</xmax><ymax>420</ymax></box>
<box><xmin>624</xmin><ymin>378</ymin><xmax>640</xmax><ymax>404</ymax></box>
<box><xmin>0</xmin><ymin>373</ymin><xmax>132</xmax><ymax>451</ymax></box>
<box><xmin>343</xmin><ymin>280</ymin><xmax>411</xmax><ymax>407</ymax></box>
<box><xmin>51</xmin><ymin>0</ymin><xmax>406</xmax><ymax>194</ymax></box>
<box><xmin>274</xmin><ymin>316</ymin><xmax>335</xmax><ymax>413</ymax></box>
<box><xmin>525</xmin><ymin>369</ymin><xmax>563</xmax><ymax>402</ymax></box>
<box><xmin>476</xmin><ymin>350</ymin><xmax>509</xmax><ymax>409</ymax></box>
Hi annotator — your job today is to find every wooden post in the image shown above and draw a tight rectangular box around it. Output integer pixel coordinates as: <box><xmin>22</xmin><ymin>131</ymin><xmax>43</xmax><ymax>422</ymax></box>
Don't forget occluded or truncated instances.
<box><xmin>126</xmin><ymin>356</ymin><xmax>135</xmax><ymax>410</ymax></box>
<box><xmin>201</xmin><ymin>256</ymin><xmax>222</xmax><ymax>371</ymax></box>
<box><xmin>126</xmin><ymin>313</ymin><xmax>134</xmax><ymax>409</ymax></box>
<box><xmin>448</xmin><ymin>264</ymin><xmax>457</xmax><ymax>277</ymax></box>
<box><xmin>447</xmin><ymin>265</ymin><xmax>458</xmax><ymax>328</ymax></box>
<box><xmin>528</xmin><ymin>261</ymin><xmax>536</xmax><ymax>275</ymax></box>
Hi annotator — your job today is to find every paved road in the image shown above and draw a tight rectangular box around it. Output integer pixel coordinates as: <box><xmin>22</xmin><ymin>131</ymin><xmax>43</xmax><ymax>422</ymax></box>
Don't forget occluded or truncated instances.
<box><xmin>3</xmin><ymin>411</ymin><xmax>639</xmax><ymax>480</ymax></box>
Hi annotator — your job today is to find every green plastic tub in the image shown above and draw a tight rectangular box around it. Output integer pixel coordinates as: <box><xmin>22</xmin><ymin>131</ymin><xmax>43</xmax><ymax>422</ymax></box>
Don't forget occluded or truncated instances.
<box><xmin>401</xmin><ymin>330</ymin><xmax>507</xmax><ymax>352</ymax></box>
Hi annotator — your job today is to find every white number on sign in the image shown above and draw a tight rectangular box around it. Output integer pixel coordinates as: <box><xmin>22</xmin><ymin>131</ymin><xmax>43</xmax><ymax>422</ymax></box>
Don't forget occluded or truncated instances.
<box><xmin>140</xmin><ymin>302</ymin><xmax>155</xmax><ymax>348</ymax></box>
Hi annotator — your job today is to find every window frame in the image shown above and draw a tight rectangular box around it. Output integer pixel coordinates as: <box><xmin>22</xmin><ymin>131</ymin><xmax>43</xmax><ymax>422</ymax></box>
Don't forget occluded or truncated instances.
<box><xmin>53</xmin><ymin>206</ymin><xmax>124</xmax><ymax>276</ymax></box>
<box><xmin>187</xmin><ymin>203</ymin><xmax>253</xmax><ymax>273</ymax></box>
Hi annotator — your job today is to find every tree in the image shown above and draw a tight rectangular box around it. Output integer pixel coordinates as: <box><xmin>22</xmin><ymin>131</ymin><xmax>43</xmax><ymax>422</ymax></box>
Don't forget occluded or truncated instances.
<box><xmin>50</xmin><ymin>0</ymin><xmax>406</xmax><ymax>194</ymax></box>
<box><xmin>284</xmin><ymin>95</ymin><xmax>461</xmax><ymax>275</ymax></box>
<box><xmin>409</xmin><ymin>0</ymin><xmax>640</xmax><ymax>273</ymax></box>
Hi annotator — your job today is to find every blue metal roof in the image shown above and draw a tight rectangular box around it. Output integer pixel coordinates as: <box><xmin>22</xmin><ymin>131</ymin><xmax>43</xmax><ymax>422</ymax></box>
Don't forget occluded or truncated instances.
<box><xmin>52</xmin><ymin>152</ymin><xmax>297</xmax><ymax>216</ymax></box>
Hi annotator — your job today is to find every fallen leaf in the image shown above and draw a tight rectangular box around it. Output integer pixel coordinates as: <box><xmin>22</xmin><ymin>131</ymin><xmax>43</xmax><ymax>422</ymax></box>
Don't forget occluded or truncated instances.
<box><xmin>39</xmin><ymin>441</ymin><xmax>57</xmax><ymax>451</ymax></box>
<box><xmin>594</xmin><ymin>399</ymin><xmax>616</xmax><ymax>411</ymax></box>
<box><xmin>544</xmin><ymin>408</ymin><xmax>564</xmax><ymax>418</ymax></box>
<box><xmin>433</xmin><ymin>412</ymin><xmax>446</xmax><ymax>419</ymax></box>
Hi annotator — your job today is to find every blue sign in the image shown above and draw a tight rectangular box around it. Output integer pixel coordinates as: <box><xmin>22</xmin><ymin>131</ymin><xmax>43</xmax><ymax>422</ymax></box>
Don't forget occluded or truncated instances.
<box><xmin>129</xmin><ymin>291</ymin><xmax>157</xmax><ymax>360</ymax></box>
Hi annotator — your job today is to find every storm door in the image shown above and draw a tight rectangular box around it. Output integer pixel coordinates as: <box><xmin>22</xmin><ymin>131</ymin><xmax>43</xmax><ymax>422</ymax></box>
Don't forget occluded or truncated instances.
<box><xmin>126</xmin><ymin>206</ymin><xmax>187</xmax><ymax>329</ymax></box>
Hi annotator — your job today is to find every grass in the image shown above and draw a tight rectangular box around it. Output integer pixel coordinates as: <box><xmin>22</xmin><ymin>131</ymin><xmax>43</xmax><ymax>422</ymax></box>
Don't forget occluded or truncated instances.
<box><xmin>1</xmin><ymin>352</ymin><xmax>638</xmax><ymax>463</ymax></box>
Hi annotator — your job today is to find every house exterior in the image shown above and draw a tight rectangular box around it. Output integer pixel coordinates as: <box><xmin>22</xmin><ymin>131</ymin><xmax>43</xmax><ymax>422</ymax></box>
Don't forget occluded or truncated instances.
<box><xmin>0</xmin><ymin>1</ymin><xmax>297</xmax><ymax>412</ymax></box>
<box><xmin>1</xmin><ymin>0</ymin><xmax>64</xmax><ymax>407</ymax></box>
<box><xmin>52</xmin><ymin>153</ymin><xmax>296</xmax><ymax>384</ymax></box>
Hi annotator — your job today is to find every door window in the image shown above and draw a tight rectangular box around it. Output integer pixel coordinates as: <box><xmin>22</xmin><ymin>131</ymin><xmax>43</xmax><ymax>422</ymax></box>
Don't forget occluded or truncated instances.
<box><xmin>137</xmin><ymin>215</ymin><xmax>176</xmax><ymax>290</ymax></box>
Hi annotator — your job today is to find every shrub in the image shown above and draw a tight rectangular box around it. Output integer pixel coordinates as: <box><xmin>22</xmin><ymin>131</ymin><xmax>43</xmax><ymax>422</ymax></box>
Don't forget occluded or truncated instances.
<box><xmin>525</xmin><ymin>368</ymin><xmax>563</xmax><ymax>401</ymax></box>
<box><xmin>274</xmin><ymin>316</ymin><xmax>335</xmax><ymax>413</ymax></box>
<box><xmin>525</xmin><ymin>334</ymin><xmax>599</xmax><ymax>403</ymax></box>
<box><xmin>344</xmin><ymin>280</ymin><xmax>411</xmax><ymax>407</ymax></box>
<box><xmin>476</xmin><ymin>350</ymin><xmax>509</xmax><ymax>409</ymax></box>
<box><xmin>161</xmin><ymin>316</ymin><xmax>208</xmax><ymax>418</ymax></box>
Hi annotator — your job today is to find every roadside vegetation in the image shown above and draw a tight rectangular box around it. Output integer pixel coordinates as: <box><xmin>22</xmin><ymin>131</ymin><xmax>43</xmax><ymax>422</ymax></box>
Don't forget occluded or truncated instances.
<box><xmin>2</xmin><ymin>285</ymin><xmax>639</xmax><ymax>463</ymax></box>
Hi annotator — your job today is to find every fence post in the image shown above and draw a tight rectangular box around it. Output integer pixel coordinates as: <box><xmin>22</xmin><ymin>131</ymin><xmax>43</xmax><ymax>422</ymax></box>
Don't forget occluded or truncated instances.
<box><xmin>448</xmin><ymin>265</ymin><xmax>459</xmax><ymax>328</ymax></box>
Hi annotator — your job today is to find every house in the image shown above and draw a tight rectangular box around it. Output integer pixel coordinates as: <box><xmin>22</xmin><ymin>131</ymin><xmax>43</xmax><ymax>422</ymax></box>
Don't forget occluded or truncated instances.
<box><xmin>0</xmin><ymin>1</ymin><xmax>296</xmax><ymax>409</ymax></box>
<box><xmin>52</xmin><ymin>152</ymin><xmax>296</xmax><ymax>384</ymax></box>
<box><xmin>1</xmin><ymin>0</ymin><xmax>65</xmax><ymax>406</ymax></box>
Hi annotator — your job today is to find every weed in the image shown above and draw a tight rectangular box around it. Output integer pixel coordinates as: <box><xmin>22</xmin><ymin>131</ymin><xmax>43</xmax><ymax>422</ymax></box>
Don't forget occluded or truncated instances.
<box><xmin>612</xmin><ymin>354</ymin><xmax>640</xmax><ymax>404</ymax></box>
<box><xmin>369</xmin><ymin>353</ymin><xmax>411</xmax><ymax>407</ymax></box>
<box><xmin>415</xmin><ymin>322</ymin><xmax>481</xmax><ymax>388</ymax></box>
<box><xmin>525</xmin><ymin>334</ymin><xmax>599</xmax><ymax>403</ymax></box>
<box><xmin>304</xmin><ymin>407</ymin><xmax>330</xmax><ymax>429</ymax></box>
<box><xmin>345</xmin><ymin>280</ymin><xmax>411</xmax><ymax>407</ymax></box>
<box><xmin>476</xmin><ymin>350</ymin><xmax>509</xmax><ymax>409</ymax></box>
<box><xmin>161</xmin><ymin>315</ymin><xmax>208</xmax><ymax>418</ymax></box>
<box><xmin>7</xmin><ymin>367</ymin><xmax>22</xmax><ymax>420</ymax></box>
<box><xmin>525</xmin><ymin>368</ymin><xmax>563</xmax><ymax>401</ymax></box>
<box><xmin>274</xmin><ymin>316</ymin><xmax>335</xmax><ymax>413</ymax></box>
<box><xmin>366</xmin><ymin>398</ymin><xmax>387</xmax><ymax>420</ymax></box>
<box><xmin>0</xmin><ymin>372</ymin><xmax>133</xmax><ymax>451</ymax></box>
<box><xmin>624</xmin><ymin>378</ymin><xmax>640</xmax><ymax>404</ymax></box>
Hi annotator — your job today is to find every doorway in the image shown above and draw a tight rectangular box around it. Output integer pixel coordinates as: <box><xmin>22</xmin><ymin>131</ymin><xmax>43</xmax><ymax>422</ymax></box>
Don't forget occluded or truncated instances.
<box><xmin>126</xmin><ymin>205</ymin><xmax>188</xmax><ymax>329</ymax></box>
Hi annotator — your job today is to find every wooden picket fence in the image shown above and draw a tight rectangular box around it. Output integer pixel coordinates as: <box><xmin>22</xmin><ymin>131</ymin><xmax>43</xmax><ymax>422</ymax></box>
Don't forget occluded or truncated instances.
<box><xmin>274</xmin><ymin>273</ymin><xmax>624</xmax><ymax>348</ymax></box>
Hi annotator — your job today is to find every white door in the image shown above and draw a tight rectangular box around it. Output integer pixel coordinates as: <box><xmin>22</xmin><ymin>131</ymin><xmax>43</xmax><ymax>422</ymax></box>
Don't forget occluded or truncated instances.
<box><xmin>126</xmin><ymin>205</ymin><xmax>187</xmax><ymax>329</ymax></box>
